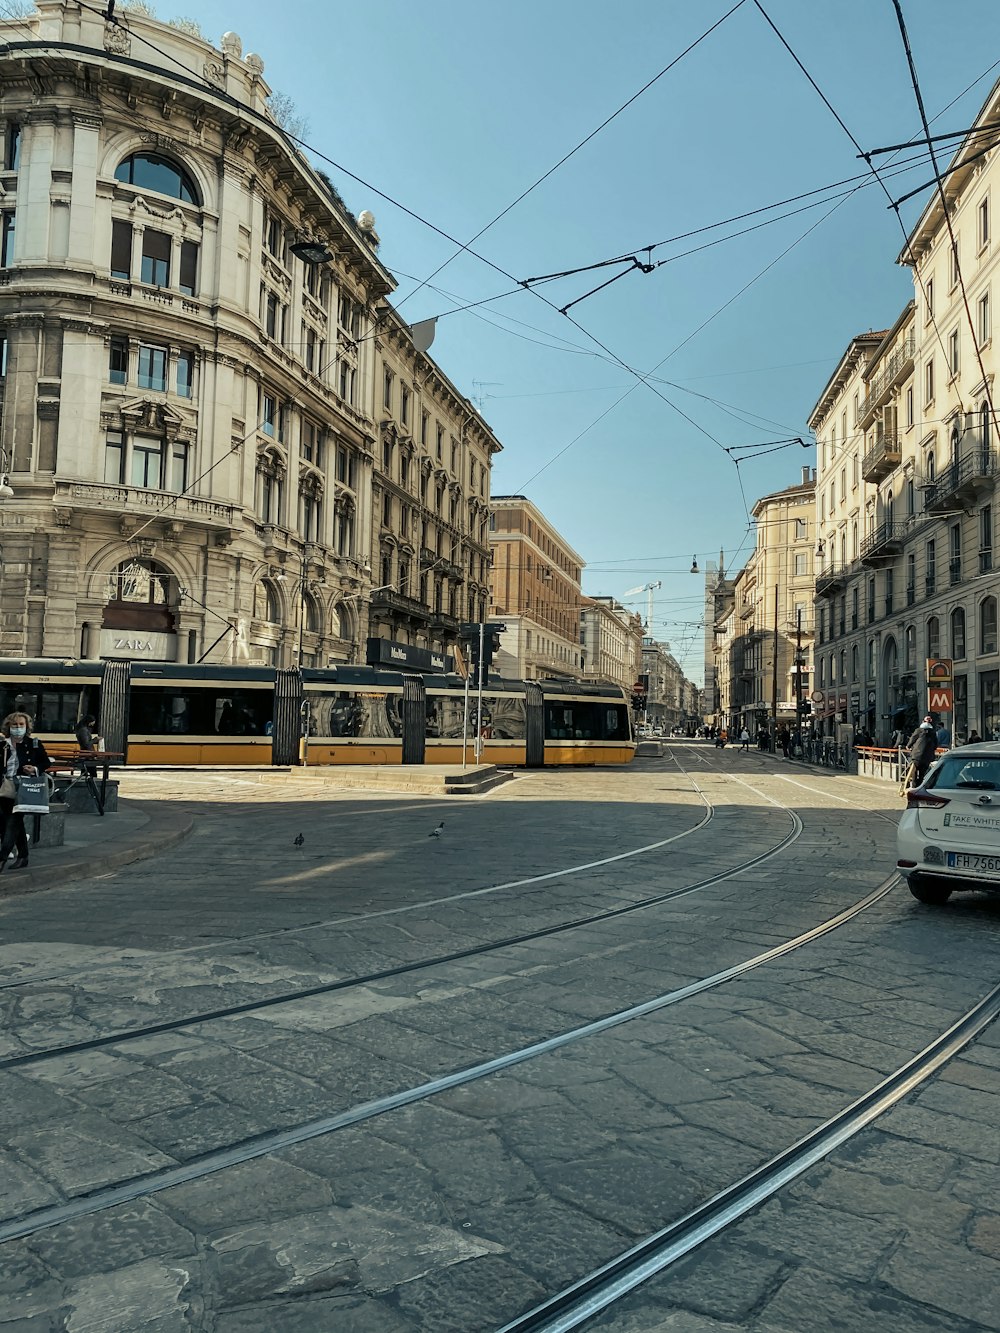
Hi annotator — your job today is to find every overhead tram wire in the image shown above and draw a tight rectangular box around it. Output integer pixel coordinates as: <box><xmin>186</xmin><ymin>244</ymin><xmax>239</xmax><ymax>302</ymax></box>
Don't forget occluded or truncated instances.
<box><xmin>751</xmin><ymin>0</ymin><xmax>965</xmax><ymax>428</ymax></box>
<box><xmin>889</xmin><ymin>1</ymin><xmax>1000</xmax><ymax>451</ymax></box>
<box><xmin>391</xmin><ymin>0</ymin><xmax>750</xmax><ymax>314</ymax></box>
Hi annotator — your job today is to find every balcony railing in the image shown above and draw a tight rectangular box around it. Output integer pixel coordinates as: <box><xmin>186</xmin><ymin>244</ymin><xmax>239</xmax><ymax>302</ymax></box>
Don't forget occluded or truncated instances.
<box><xmin>861</xmin><ymin>429</ymin><xmax>902</xmax><ymax>484</ymax></box>
<box><xmin>815</xmin><ymin>564</ymin><xmax>847</xmax><ymax>598</ymax></box>
<box><xmin>370</xmin><ymin>588</ymin><xmax>432</xmax><ymax>620</ymax></box>
<box><xmin>859</xmin><ymin>334</ymin><xmax>916</xmax><ymax>426</ymax></box>
<box><xmin>860</xmin><ymin>521</ymin><xmax>909</xmax><ymax>565</ymax></box>
<box><xmin>924</xmin><ymin>447</ymin><xmax>1000</xmax><ymax>514</ymax></box>
<box><xmin>55</xmin><ymin>479</ymin><xmax>237</xmax><ymax>529</ymax></box>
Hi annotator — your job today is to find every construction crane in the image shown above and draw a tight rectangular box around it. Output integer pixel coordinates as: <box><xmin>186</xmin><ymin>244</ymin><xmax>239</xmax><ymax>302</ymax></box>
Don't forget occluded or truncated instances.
<box><xmin>624</xmin><ymin>581</ymin><xmax>661</xmax><ymax>629</ymax></box>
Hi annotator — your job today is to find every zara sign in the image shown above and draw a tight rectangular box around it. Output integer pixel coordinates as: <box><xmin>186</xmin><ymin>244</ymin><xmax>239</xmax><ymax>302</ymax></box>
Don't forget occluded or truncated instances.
<box><xmin>99</xmin><ymin>630</ymin><xmax>177</xmax><ymax>661</ymax></box>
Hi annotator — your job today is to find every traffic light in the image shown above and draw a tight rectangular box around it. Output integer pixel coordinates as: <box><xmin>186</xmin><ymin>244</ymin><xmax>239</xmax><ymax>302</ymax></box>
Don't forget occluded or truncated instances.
<box><xmin>800</xmin><ymin>701</ymin><xmax>812</xmax><ymax>715</ymax></box>
<box><xmin>458</xmin><ymin>622</ymin><xmax>506</xmax><ymax>687</ymax></box>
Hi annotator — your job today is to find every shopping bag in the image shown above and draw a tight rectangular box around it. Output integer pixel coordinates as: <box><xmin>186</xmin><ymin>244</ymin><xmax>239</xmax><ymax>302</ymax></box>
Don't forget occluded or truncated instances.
<box><xmin>13</xmin><ymin>776</ymin><xmax>50</xmax><ymax>816</ymax></box>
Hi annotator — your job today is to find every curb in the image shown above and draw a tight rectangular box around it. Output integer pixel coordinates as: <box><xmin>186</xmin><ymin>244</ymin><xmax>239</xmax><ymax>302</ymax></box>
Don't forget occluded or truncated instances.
<box><xmin>0</xmin><ymin>799</ymin><xmax>195</xmax><ymax>898</ymax></box>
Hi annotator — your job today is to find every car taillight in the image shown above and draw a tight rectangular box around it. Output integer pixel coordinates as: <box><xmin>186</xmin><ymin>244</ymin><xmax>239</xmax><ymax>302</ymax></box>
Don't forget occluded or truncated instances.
<box><xmin>906</xmin><ymin>789</ymin><xmax>950</xmax><ymax>810</ymax></box>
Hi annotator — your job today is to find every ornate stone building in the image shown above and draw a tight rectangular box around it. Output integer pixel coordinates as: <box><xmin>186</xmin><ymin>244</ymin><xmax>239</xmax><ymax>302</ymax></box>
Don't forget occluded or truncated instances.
<box><xmin>580</xmin><ymin>596</ymin><xmax>642</xmax><ymax>693</ymax></box>
<box><xmin>0</xmin><ymin>3</ymin><xmax>497</xmax><ymax>668</ymax></box>
<box><xmin>368</xmin><ymin>308</ymin><xmax>499</xmax><ymax>664</ymax></box>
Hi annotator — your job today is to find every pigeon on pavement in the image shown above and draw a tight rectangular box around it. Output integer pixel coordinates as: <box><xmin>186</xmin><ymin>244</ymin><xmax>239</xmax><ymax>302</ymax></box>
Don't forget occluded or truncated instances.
<box><xmin>293</xmin><ymin>832</ymin><xmax>304</xmax><ymax>847</ymax></box>
<box><xmin>428</xmin><ymin>822</ymin><xmax>444</xmax><ymax>838</ymax></box>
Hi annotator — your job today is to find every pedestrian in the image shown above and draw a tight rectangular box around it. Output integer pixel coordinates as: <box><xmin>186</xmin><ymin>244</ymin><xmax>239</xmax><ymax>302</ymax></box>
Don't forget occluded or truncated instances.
<box><xmin>965</xmin><ymin>730</ymin><xmax>983</xmax><ymax>745</ymax></box>
<box><xmin>75</xmin><ymin>713</ymin><xmax>101</xmax><ymax>777</ymax></box>
<box><xmin>903</xmin><ymin>714</ymin><xmax>938</xmax><ymax>792</ymax></box>
<box><xmin>739</xmin><ymin>726</ymin><xmax>750</xmax><ymax>752</ymax></box>
<box><xmin>757</xmin><ymin>726</ymin><xmax>769</xmax><ymax>752</ymax></box>
<box><xmin>777</xmin><ymin>725</ymin><xmax>791</xmax><ymax>759</ymax></box>
<box><xmin>0</xmin><ymin>712</ymin><xmax>51</xmax><ymax>874</ymax></box>
<box><xmin>936</xmin><ymin>720</ymin><xmax>951</xmax><ymax>749</ymax></box>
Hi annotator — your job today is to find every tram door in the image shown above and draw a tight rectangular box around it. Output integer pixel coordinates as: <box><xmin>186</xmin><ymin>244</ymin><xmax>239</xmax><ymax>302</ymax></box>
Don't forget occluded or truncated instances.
<box><xmin>272</xmin><ymin>668</ymin><xmax>301</xmax><ymax>766</ymax></box>
<box><xmin>401</xmin><ymin>675</ymin><xmax>426</xmax><ymax>765</ymax></box>
<box><xmin>525</xmin><ymin>682</ymin><xmax>545</xmax><ymax>767</ymax></box>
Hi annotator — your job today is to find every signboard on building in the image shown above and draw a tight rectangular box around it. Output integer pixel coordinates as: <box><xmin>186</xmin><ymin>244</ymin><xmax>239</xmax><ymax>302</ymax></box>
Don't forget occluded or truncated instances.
<box><xmin>926</xmin><ymin>658</ymin><xmax>953</xmax><ymax>683</ymax></box>
<box><xmin>99</xmin><ymin>630</ymin><xmax>177</xmax><ymax>660</ymax></box>
<box><xmin>929</xmin><ymin>685</ymin><xmax>954</xmax><ymax>712</ymax></box>
<box><xmin>366</xmin><ymin>638</ymin><xmax>453</xmax><ymax>674</ymax></box>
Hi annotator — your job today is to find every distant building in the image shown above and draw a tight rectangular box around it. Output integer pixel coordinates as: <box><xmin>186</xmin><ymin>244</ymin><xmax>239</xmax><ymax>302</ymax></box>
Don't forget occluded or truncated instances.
<box><xmin>580</xmin><ymin>596</ymin><xmax>642</xmax><ymax>691</ymax></box>
<box><xmin>488</xmin><ymin>496</ymin><xmax>583</xmax><ymax>680</ymax></box>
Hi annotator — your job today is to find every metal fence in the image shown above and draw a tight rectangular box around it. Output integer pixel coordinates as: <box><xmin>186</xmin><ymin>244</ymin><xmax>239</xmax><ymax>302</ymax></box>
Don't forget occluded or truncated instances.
<box><xmin>797</xmin><ymin>738</ymin><xmax>857</xmax><ymax>773</ymax></box>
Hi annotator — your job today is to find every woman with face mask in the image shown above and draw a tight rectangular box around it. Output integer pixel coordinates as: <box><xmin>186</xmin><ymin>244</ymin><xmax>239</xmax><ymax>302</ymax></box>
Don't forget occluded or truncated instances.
<box><xmin>0</xmin><ymin>712</ymin><xmax>51</xmax><ymax>873</ymax></box>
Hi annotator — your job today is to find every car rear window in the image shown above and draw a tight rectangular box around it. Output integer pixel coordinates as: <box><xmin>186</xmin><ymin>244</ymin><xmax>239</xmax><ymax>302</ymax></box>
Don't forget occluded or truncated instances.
<box><xmin>927</xmin><ymin>757</ymin><xmax>1000</xmax><ymax>790</ymax></box>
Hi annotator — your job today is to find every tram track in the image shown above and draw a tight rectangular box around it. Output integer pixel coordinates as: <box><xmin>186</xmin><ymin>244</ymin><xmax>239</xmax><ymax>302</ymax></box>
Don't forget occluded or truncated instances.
<box><xmin>0</xmin><ymin>772</ymin><xmax>803</xmax><ymax>1069</ymax></box>
<box><xmin>494</xmin><ymin>980</ymin><xmax>1000</xmax><ymax>1333</ymax></box>
<box><xmin>0</xmin><ymin>873</ymin><xmax>898</xmax><ymax>1244</ymax></box>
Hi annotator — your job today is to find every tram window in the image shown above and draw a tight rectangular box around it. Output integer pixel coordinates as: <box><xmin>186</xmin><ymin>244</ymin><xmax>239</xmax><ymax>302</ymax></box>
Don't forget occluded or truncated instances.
<box><xmin>311</xmin><ymin>690</ymin><xmax>403</xmax><ymax>739</ymax></box>
<box><xmin>0</xmin><ymin>686</ymin><xmax>99</xmax><ymax>734</ymax></box>
<box><xmin>544</xmin><ymin>701</ymin><xmax>629</xmax><ymax>741</ymax></box>
<box><xmin>426</xmin><ymin>694</ymin><xmax>526</xmax><ymax>739</ymax></box>
<box><xmin>130</xmin><ymin>687</ymin><xmax>272</xmax><ymax>736</ymax></box>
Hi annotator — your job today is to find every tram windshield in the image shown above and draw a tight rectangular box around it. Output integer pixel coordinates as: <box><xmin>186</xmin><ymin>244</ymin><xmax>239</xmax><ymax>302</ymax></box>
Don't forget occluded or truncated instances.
<box><xmin>544</xmin><ymin>701</ymin><xmax>631</xmax><ymax>741</ymax></box>
<box><xmin>0</xmin><ymin>685</ymin><xmax>100</xmax><ymax>735</ymax></box>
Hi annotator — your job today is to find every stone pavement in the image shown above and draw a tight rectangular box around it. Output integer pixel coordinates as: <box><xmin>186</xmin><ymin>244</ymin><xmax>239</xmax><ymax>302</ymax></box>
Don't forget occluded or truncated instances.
<box><xmin>0</xmin><ymin>748</ymin><xmax>998</xmax><ymax>1331</ymax></box>
<box><xmin>0</xmin><ymin>796</ymin><xmax>193</xmax><ymax>899</ymax></box>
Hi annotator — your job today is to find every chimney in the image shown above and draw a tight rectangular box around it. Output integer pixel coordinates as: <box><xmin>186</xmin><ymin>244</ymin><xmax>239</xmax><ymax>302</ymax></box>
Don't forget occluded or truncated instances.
<box><xmin>801</xmin><ymin>466</ymin><xmax>810</xmax><ymax>485</ymax></box>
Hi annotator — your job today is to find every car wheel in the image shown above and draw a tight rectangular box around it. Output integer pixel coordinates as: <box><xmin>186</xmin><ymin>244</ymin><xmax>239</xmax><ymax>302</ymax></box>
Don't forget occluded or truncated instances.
<box><xmin>907</xmin><ymin>873</ymin><xmax>953</xmax><ymax>905</ymax></box>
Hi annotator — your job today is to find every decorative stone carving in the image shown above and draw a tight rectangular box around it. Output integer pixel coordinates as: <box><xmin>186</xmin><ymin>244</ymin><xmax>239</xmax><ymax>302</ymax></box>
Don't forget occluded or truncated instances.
<box><xmin>53</xmin><ymin>508</ymin><xmax>73</xmax><ymax>528</ymax></box>
<box><xmin>163</xmin><ymin>521</ymin><xmax>184</xmax><ymax>543</ymax></box>
<box><xmin>245</xmin><ymin>53</ymin><xmax>265</xmax><ymax>74</ymax></box>
<box><xmin>221</xmin><ymin>32</ymin><xmax>243</xmax><ymax>58</ymax></box>
<box><xmin>215</xmin><ymin>528</ymin><xmax>235</xmax><ymax>548</ymax></box>
<box><xmin>203</xmin><ymin>61</ymin><xmax>226</xmax><ymax>91</ymax></box>
<box><xmin>104</xmin><ymin>18</ymin><xmax>131</xmax><ymax>56</ymax></box>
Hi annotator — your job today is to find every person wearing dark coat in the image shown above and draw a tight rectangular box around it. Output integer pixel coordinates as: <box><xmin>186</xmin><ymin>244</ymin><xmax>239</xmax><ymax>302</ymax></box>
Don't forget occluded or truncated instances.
<box><xmin>0</xmin><ymin>712</ymin><xmax>51</xmax><ymax>873</ymax></box>
<box><xmin>75</xmin><ymin>714</ymin><xmax>101</xmax><ymax>777</ymax></box>
<box><xmin>904</xmin><ymin>715</ymin><xmax>939</xmax><ymax>790</ymax></box>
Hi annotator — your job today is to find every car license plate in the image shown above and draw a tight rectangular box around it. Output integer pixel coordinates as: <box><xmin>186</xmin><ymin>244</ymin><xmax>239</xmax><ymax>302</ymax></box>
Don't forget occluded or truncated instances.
<box><xmin>946</xmin><ymin>852</ymin><xmax>1000</xmax><ymax>873</ymax></box>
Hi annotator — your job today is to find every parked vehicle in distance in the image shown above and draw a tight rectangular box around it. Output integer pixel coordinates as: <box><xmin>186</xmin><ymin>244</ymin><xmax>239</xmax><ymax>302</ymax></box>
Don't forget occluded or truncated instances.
<box><xmin>897</xmin><ymin>743</ymin><xmax>1000</xmax><ymax>903</ymax></box>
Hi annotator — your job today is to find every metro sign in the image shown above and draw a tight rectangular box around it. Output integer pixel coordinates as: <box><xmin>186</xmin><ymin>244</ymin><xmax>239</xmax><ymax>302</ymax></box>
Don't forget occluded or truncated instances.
<box><xmin>929</xmin><ymin>686</ymin><xmax>953</xmax><ymax>712</ymax></box>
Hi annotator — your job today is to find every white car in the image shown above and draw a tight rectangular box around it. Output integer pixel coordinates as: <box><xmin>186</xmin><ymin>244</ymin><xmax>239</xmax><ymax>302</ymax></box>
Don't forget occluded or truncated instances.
<box><xmin>897</xmin><ymin>743</ymin><xmax>1000</xmax><ymax>903</ymax></box>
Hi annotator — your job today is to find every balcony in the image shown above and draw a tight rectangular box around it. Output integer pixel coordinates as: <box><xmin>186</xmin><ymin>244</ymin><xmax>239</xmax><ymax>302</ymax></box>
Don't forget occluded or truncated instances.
<box><xmin>860</xmin><ymin>521</ymin><xmax>908</xmax><ymax>566</ymax></box>
<box><xmin>858</xmin><ymin>335</ymin><xmax>916</xmax><ymax>427</ymax></box>
<box><xmin>861</xmin><ymin>429</ymin><xmax>902</xmax><ymax>484</ymax></box>
<box><xmin>739</xmin><ymin>598</ymin><xmax>757</xmax><ymax>620</ymax></box>
<box><xmin>369</xmin><ymin>587</ymin><xmax>432</xmax><ymax>622</ymax></box>
<box><xmin>54</xmin><ymin>479</ymin><xmax>237</xmax><ymax>532</ymax></box>
<box><xmin>924</xmin><ymin>447</ymin><xmax>1000</xmax><ymax>514</ymax></box>
<box><xmin>815</xmin><ymin>564</ymin><xmax>847</xmax><ymax>598</ymax></box>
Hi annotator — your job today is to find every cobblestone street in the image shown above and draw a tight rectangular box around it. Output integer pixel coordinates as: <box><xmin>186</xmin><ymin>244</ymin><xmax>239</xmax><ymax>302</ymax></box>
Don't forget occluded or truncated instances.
<box><xmin>1</xmin><ymin>744</ymin><xmax>998</xmax><ymax>1332</ymax></box>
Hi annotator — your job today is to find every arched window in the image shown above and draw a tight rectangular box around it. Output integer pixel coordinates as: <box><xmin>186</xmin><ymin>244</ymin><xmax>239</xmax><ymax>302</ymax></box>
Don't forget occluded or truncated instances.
<box><xmin>906</xmin><ymin>477</ymin><xmax>915</xmax><ymax>516</ymax></box>
<box><xmin>105</xmin><ymin>558</ymin><xmax>169</xmax><ymax>605</ymax></box>
<box><xmin>253</xmin><ymin>580</ymin><xmax>280</xmax><ymax>624</ymax></box>
<box><xmin>840</xmin><ymin>649</ymin><xmax>847</xmax><ymax>684</ymax></box>
<box><xmin>904</xmin><ymin>624</ymin><xmax>916</xmax><ymax>670</ymax></box>
<box><xmin>927</xmin><ymin>615</ymin><xmax>940</xmax><ymax>658</ymax></box>
<box><xmin>951</xmin><ymin>606</ymin><xmax>966</xmax><ymax>660</ymax></box>
<box><xmin>950</xmin><ymin>426</ymin><xmax>960</xmax><ymax>463</ymax></box>
<box><xmin>886</xmin><ymin>489</ymin><xmax>895</xmax><ymax>527</ymax></box>
<box><xmin>851</xmin><ymin>644</ymin><xmax>859</xmax><ymax>682</ymax></box>
<box><xmin>927</xmin><ymin>450</ymin><xmax>936</xmax><ymax>481</ymax></box>
<box><xmin>982</xmin><ymin>401</ymin><xmax>991</xmax><ymax>449</ymax></box>
<box><xmin>304</xmin><ymin>591</ymin><xmax>321</xmax><ymax>634</ymax></box>
<box><xmin>981</xmin><ymin>595</ymin><xmax>998</xmax><ymax>654</ymax></box>
<box><xmin>114</xmin><ymin>153</ymin><xmax>199</xmax><ymax>205</ymax></box>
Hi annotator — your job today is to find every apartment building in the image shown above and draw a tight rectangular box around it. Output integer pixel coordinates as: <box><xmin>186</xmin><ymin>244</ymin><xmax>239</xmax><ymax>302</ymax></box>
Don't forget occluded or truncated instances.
<box><xmin>810</xmin><ymin>79</ymin><xmax>1000</xmax><ymax>741</ymax></box>
<box><xmin>488</xmin><ymin>496</ymin><xmax>583</xmax><ymax>680</ymax></box>
<box><xmin>0</xmin><ymin>5</ymin><xmax>500</xmax><ymax>671</ymax></box>
<box><xmin>368</xmin><ymin>308</ymin><xmax>498</xmax><ymax>664</ymax></box>
<box><xmin>580</xmin><ymin>596</ymin><xmax>643</xmax><ymax>692</ymax></box>
<box><xmin>724</xmin><ymin>470</ymin><xmax>816</xmax><ymax>736</ymax></box>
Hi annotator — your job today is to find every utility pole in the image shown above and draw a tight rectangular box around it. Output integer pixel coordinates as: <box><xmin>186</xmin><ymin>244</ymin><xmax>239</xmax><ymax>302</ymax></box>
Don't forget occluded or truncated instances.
<box><xmin>795</xmin><ymin>608</ymin><xmax>803</xmax><ymax>740</ymax></box>
<box><xmin>771</xmin><ymin>582</ymin><xmax>779</xmax><ymax>750</ymax></box>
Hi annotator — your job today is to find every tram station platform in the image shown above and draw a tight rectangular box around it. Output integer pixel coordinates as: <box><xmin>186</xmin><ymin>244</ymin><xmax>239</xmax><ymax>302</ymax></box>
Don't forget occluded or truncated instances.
<box><xmin>292</xmin><ymin>762</ymin><xmax>514</xmax><ymax>796</ymax></box>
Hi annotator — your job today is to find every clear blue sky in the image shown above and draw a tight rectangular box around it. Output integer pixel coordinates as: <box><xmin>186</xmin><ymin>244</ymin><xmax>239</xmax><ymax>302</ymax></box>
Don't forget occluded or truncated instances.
<box><xmin>146</xmin><ymin>0</ymin><xmax>1000</xmax><ymax>680</ymax></box>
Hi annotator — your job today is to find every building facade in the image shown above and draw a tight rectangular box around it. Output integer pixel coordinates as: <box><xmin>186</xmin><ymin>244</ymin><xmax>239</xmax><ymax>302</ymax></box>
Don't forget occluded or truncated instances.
<box><xmin>580</xmin><ymin>596</ymin><xmax>642</xmax><ymax>693</ymax></box>
<box><xmin>488</xmin><ymin>495</ymin><xmax>584</xmax><ymax>680</ymax></box>
<box><xmin>368</xmin><ymin>308</ymin><xmax>498</xmax><ymax>662</ymax></box>
<box><xmin>0</xmin><ymin>4</ymin><xmax>498</xmax><ymax>670</ymax></box>
<box><xmin>810</xmin><ymin>81</ymin><xmax>1000</xmax><ymax>743</ymax></box>
<box><xmin>720</xmin><ymin>470</ymin><xmax>816</xmax><ymax>737</ymax></box>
